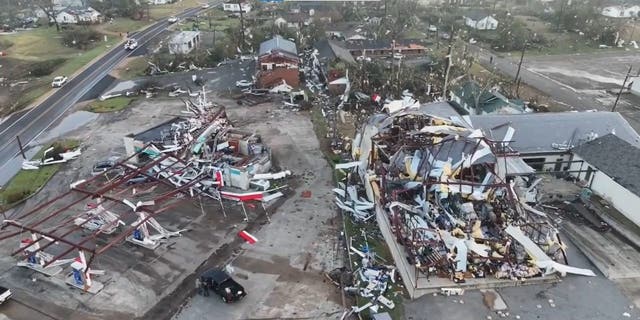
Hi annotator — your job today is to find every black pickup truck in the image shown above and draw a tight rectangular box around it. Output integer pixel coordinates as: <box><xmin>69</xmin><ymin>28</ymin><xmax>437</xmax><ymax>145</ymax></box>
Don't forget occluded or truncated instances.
<box><xmin>200</xmin><ymin>269</ymin><xmax>246</xmax><ymax>303</ymax></box>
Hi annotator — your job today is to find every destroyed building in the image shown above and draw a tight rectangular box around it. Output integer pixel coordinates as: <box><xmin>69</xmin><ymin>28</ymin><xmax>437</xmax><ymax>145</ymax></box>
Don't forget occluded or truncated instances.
<box><xmin>345</xmin><ymin>104</ymin><xmax>595</xmax><ymax>298</ymax></box>
<box><xmin>123</xmin><ymin>104</ymin><xmax>275</xmax><ymax>197</ymax></box>
<box><xmin>0</xmin><ymin>93</ymin><xmax>289</xmax><ymax>297</ymax></box>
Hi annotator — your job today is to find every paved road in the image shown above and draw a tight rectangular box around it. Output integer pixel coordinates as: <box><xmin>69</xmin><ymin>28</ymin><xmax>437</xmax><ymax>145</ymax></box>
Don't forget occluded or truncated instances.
<box><xmin>0</xmin><ymin>3</ymin><xmax>217</xmax><ymax>177</ymax></box>
<box><xmin>469</xmin><ymin>45</ymin><xmax>601</xmax><ymax>111</ymax></box>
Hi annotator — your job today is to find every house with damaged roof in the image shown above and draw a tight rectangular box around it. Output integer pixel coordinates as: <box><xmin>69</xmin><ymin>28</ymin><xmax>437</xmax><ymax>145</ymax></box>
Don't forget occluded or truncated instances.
<box><xmin>312</xmin><ymin>39</ymin><xmax>356</xmax><ymax>93</ymax></box>
<box><xmin>453</xmin><ymin>111</ymin><xmax>640</xmax><ymax>173</ymax></box>
<box><xmin>449</xmin><ymin>81</ymin><xmax>528</xmax><ymax>115</ymax></box>
<box><xmin>568</xmin><ymin>134</ymin><xmax>640</xmax><ymax>228</ymax></box>
<box><xmin>257</xmin><ymin>35</ymin><xmax>300</xmax><ymax>89</ymax></box>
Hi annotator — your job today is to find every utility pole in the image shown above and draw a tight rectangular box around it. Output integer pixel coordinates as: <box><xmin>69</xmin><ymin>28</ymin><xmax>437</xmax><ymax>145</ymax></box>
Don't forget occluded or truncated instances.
<box><xmin>442</xmin><ymin>42</ymin><xmax>454</xmax><ymax>98</ymax></box>
<box><xmin>16</xmin><ymin>136</ymin><xmax>25</xmax><ymax>160</ymax></box>
<box><xmin>237</xmin><ymin>0</ymin><xmax>245</xmax><ymax>53</ymax></box>
<box><xmin>612</xmin><ymin>65</ymin><xmax>633</xmax><ymax>112</ymax></box>
<box><xmin>514</xmin><ymin>42</ymin><xmax>526</xmax><ymax>97</ymax></box>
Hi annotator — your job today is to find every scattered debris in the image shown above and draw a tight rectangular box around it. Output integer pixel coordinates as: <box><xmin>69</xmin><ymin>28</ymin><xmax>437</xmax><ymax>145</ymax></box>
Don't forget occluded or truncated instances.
<box><xmin>238</xmin><ymin>230</ymin><xmax>258</xmax><ymax>244</ymax></box>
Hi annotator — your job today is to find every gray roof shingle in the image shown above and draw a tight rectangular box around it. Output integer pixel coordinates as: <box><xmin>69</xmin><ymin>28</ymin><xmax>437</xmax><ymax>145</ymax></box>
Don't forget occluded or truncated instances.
<box><xmin>457</xmin><ymin>112</ymin><xmax>640</xmax><ymax>154</ymax></box>
<box><xmin>259</xmin><ymin>35</ymin><xmax>297</xmax><ymax>56</ymax></box>
<box><xmin>572</xmin><ymin>134</ymin><xmax>640</xmax><ymax>197</ymax></box>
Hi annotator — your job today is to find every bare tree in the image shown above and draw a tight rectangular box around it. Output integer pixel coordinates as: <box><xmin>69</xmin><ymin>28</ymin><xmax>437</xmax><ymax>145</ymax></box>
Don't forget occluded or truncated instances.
<box><xmin>30</xmin><ymin>0</ymin><xmax>61</xmax><ymax>31</ymax></box>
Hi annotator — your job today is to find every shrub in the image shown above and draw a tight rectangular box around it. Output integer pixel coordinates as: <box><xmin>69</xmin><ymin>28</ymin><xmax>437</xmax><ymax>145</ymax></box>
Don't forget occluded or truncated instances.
<box><xmin>3</xmin><ymin>189</ymin><xmax>31</xmax><ymax>204</ymax></box>
<box><xmin>61</xmin><ymin>28</ymin><xmax>101</xmax><ymax>49</ymax></box>
<box><xmin>29</xmin><ymin>58</ymin><xmax>67</xmax><ymax>77</ymax></box>
<box><xmin>0</xmin><ymin>39</ymin><xmax>12</xmax><ymax>51</ymax></box>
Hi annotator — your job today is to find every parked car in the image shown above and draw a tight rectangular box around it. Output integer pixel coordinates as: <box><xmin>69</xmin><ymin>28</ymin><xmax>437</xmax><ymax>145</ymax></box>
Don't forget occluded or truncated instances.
<box><xmin>235</xmin><ymin>80</ymin><xmax>253</xmax><ymax>88</ymax></box>
<box><xmin>0</xmin><ymin>286</ymin><xmax>12</xmax><ymax>305</ymax></box>
<box><xmin>200</xmin><ymin>269</ymin><xmax>246</xmax><ymax>303</ymax></box>
<box><xmin>91</xmin><ymin>160</ymin><xmax>116</xmax><ymax>176</ymax></box>
<box><xmin>201</xmin><ymin>3</ymin><xmax>210</xmax><ymax>8</ymax></box>
<box><xmin>124</xmin><ymin>38</ymin><xmax>138</xmax><ymax>50</ymax></box>
<box><xmin>51</xmin><ymin>76</ymin><xmax>68</xmax><ymax>88</ymax></box>
<box><xmin>168</xmin><ymin>16</ymin><xmax>178</xmax><ymax>23</ymax></box>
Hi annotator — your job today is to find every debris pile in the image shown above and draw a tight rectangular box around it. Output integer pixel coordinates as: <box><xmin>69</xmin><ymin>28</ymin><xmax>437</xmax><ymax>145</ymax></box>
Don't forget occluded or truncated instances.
<box><xmin>336</xmin><ymin>239</ymin><xmax>401</xmax><ymax>317</ymax></box>
<box><xmin>122</xmin><ymin>90</ymin><xmax>290</xmax><ymax>203</ymax></box>
<box><xmin>347</xmin><ymin>108</ymin><xmax>595</xmax><ymax>284</ymax></box>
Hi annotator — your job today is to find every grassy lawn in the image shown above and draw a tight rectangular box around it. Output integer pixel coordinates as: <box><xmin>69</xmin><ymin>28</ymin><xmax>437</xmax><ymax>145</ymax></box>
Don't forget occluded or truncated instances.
<box><xmin>87</xmin><ymin>97</ymin><xmax>135</xmax><ymax>113</ymax></box>
<box><xmin>149</xmin><ymin>0</ymin><xmax>204</xmax><ymax>20</ymax></box>
<box><xmin>345</xmin><ymin>213</ymin><xmax>406</xmax><ymax>319</ymax></box>
<box><xmin>3</xmin><ymin>27</ymin><xmax>78</xmax><ymax>61</ymax></box>
<box><xmin>3</xmin><ymin>27</ymin><xmax>121</xmax><ymax>110</ymax></box>
<box><xmin>113</xmin><ymin>56</ymin><xmax>149</xmax><ymax>80</ymax></box>
<box><xmin>511</xmin><ymin>15</ymin><xmax>626</xmax><ymax>56</ymax></box>
<box><xmin>179</xmin><ymin>9</ymin><xmax>240</xmax><ymax>32</ymax></box>
<box><xmin>0</xmin><ymin>140</ymin><xmax>80</xmax><ymax>208</ymax></box>
<box><xmin>102</xmin><ymin>17</ymin><xmax>151</xmax><ymax>34</ymax></box>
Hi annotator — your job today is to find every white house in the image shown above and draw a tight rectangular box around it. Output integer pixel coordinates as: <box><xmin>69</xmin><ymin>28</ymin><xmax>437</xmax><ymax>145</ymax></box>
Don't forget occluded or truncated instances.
<box><xmin>222</xmin><ymin>2</ymin><xmax>252</xmax><ymax>13</ymax></box>
<box><xmin>148</xmin><ymin>0</ymin><xmax>172</xmax><ymax>4</ymax></box>
<box><xmin>56</xmin><ymin>10</ymin><xmax>77</xmax><ymax>24</ymax></box>
<box><xmin>464</xmin><ymin>11</ymin><xmax>498</xmax><ymax>30</ymax></box>
<box><xmin>54</xmin><ymin>7</ymin><xmax>102</xmax><ymax>24</ymax></box>
<box><xmin>168</xmin><ymin>31</ymin><xmax>200</xmax><ymax>54</ymax></box>
<box><xmin>601</xmin><ymin>5</ymin><xmax>640</xmax><ymax>18</ymax></box>
<box><xmin>77</xmin><ymin>7</ymin><xmax>103</xmax><ymax>23</ymax></box>
<box><xmin>568</xmin><ymin>134</ymin><xmax>640</xmax><ymax>228</ymax></box>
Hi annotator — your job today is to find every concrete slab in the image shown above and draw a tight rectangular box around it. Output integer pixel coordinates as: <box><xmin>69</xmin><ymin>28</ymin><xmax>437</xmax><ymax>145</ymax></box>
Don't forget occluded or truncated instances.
<box><xmin>64</xmin><ymin>275</ymin><xmax>104</xmax><ymax>294</ymax></box>
<box><xmin>562</xmin><ymin>221</ymin><xmax>640</xmax><ymax>279</ymax></box>
<box><xmin>0</xmin><ymin>99</ymin><xmax>266</xmax><ymax>319</ymax></box>
<box><xmin>15</xmin><ymin>263</ymin><xmax>63</xmax><ymax>277</ymax></box>
<box><xmin>173</xmin><ymin>99</ymin><xmax>345</xmax><ymax>319</ymax></box>
<box><xmin>405</xmin><ymin>236</ymin><xmax>640</xmax><ymax>320</ymax></box>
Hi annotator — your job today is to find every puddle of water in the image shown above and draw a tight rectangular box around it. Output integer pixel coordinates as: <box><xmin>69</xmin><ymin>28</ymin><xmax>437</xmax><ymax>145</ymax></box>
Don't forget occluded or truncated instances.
<box><xmin>105</xmin><ymin>80</ymin><xmax>138</xmax><ymax>95</ymax></box>
<box><xmin>0</xmin><ymin>110</ymin><xmax>97</xmax><ymax>186</ymax></box>
<box><xmin>34</xmin><ymin>110</ymin><xmax>98</xmax><ymax>144</ymax></box>
<box><xmin>0</xmin><ymin>146</ymin><xmax>40</xmax><ymax>187</ymax></box>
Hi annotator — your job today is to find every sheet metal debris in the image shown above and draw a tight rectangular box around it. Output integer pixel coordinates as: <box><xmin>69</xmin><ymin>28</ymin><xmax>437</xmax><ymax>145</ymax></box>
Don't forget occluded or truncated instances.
<box><xmin>344</xmin><ymin>108</ymin><xmax>594</xmax><ymax>284</ymax></box>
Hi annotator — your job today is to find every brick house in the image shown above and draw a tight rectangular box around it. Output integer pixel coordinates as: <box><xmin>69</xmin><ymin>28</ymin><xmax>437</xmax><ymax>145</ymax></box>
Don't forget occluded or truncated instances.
<box><xmin>256</xmin><ymin>36</ymin><xmax>300</xmax><ymax>89</ymax></box>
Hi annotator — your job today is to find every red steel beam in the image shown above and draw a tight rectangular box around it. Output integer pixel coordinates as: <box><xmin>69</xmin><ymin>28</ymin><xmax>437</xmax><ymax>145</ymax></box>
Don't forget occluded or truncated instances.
<box><xmin>4</xmin><ymin>221</ymin><xmax>95</xmax><ymax>253</ymax></box>
<box><xmin>43</xmin><ymin>174</ymin><xmax>205</xmax><ymax>268</ymax></box>
<box><xmin>10</xmin><ymin>189</ymin><xmax>75</xmax><ymax>221</ymax></box>
<box><xmin>94</xmin><ymin>176</ymin><xmax>204</xmax><ymax>256</ymax></box>
<box><xmin>11</xmin><ymin>195</ymin><xmax>128</xmax><ymax>256</ymax></box>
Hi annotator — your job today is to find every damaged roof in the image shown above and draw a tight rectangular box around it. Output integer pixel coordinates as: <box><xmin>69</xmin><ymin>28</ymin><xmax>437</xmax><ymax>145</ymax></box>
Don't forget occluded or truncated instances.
<box><xmin>464</xmin><ymin>10</ymin><xmax>493</xmax><ymax>20</ymax></box>
<box><xmin>456</xmin><ymin>112</ymin><xmax>640</xmax><ymax>154</ymax></box>
<box><xmin>451</xmin><ymin>81</ymin><xmax>526</xmax><ymax>114</ymax></box>
<box><xmin>572</xmin><ymin>134</ymin><xmax>640</xmax><ymax>197</ymax></box>
<box><xmin>314</xmin><ymin>39</ymin><xmax>356</xmax><ymax>65</ymax></box>
<box><xmin>259</xmin><ymin>35</ymin><xmax>297</xmax><ymax>56</ymax></box>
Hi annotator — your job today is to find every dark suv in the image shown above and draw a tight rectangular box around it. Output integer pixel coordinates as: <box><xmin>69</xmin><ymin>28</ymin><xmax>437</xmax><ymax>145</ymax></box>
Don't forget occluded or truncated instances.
<box><xmin>200</xmin><ymin>269</ymin><xmax>247</xmax><ymax>303</ymax></box>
